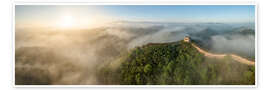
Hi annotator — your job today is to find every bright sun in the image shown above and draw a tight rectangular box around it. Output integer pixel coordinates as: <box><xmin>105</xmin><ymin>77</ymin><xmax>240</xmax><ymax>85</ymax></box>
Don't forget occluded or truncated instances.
<box><xmin>59</xmin><ymin>15</ymin><xmax>75</xmax><ymax>28</ymax></box>
<box><xmin>56</xmin><ymin>12</ymin><xmax>107</xmax><ymax>29</ymax></box>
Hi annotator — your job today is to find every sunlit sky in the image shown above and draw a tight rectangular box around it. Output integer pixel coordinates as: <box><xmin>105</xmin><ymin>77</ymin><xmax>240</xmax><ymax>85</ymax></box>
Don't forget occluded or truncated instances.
<box><xmin>16</xmin><ymin>5</ymin><xmax>255</xmax><ymax>29</ymax></box>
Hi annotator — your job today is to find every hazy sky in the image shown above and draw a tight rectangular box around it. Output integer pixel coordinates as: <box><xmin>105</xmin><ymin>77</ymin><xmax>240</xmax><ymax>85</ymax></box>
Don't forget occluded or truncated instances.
<box><xmin>16</xmin><ymin>5</ymin><xmax>255</xmax><ymax>29</ymax></box>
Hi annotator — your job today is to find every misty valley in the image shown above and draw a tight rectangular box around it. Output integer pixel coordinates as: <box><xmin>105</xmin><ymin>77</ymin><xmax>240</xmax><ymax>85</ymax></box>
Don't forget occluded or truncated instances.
<box><xmin>15</xmin><ymin>22</ymin><xmax>255</xmax><ymax>85</ymax></box>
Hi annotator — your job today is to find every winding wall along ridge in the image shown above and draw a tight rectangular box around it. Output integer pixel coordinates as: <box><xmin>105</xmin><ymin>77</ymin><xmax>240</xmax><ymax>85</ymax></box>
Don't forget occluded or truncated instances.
<box><xmin>191</xmin><ymin>43</ymin><xmax>255</xmax><ymax>66</ymax></box>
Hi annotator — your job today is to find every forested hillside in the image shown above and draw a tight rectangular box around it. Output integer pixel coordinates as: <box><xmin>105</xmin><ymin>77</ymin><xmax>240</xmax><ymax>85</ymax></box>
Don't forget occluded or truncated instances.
<box><xmin>99</xmin><ymin>40</ymin><xmax>255</xmax><ymax>85</ymax></box>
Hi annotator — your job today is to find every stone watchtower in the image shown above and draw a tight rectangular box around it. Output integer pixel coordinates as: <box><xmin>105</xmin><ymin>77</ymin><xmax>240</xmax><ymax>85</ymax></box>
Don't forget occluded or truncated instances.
<box><xmin>184</xmin><ymin>36</ymin><xmax>190</xmax><ymax>43</ymax></box>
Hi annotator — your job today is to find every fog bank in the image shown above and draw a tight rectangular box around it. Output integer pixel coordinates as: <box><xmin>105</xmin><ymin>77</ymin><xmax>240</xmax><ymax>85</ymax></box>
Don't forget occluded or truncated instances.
<box><xmin>15</xmin><ymin>21</ymin><xmax>255</xmax><ymax>84</ymax></box>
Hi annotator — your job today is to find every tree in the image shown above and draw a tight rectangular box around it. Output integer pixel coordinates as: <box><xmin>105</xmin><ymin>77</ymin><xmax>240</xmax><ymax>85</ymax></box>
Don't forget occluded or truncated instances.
<box><xmin>118</xmin><ymin>40</ymin><xmax>255</xmax><ymax>85</ymax></box>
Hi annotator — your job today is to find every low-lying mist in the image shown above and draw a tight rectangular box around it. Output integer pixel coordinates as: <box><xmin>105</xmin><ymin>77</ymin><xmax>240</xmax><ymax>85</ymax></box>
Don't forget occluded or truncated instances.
<box><xmin>15</xmin><ymin>21</ymin><xmax>255</xmax><ymax>85</ymax></box>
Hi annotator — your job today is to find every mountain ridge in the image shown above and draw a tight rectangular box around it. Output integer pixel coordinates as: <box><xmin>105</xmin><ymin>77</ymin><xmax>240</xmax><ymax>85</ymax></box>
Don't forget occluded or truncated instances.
<box><xmin>99</xmin><ymin>40</ymin><xmax>255</xmax><ymax>85</ymax></box>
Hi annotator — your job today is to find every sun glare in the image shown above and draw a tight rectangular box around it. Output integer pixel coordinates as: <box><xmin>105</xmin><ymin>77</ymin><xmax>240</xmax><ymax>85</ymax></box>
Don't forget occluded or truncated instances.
<box><xmin>55</xmin><ymin>11</ymin><xmax>110</xmax><ymax>30</ymax></box>
<box><xmin>59</xmin><ymin>15</ymin><xmax>75</xmax><ymax>29</ymax></box>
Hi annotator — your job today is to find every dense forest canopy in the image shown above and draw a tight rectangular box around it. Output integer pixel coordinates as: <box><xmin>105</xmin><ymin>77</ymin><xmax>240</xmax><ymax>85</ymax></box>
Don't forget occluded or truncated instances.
<box><xmin>99</xmin><ymin>40</ymin><xmax>255</xmax><ymax>85</ymax></box>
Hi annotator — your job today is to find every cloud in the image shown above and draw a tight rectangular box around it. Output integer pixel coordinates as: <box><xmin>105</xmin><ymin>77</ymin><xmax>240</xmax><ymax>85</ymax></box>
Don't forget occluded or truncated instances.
<box><xmin>15</xmin><ymin>21</ymin><xmax>255</xmax><ymax>85</ymax></box>
<box><xmin>210</xmin><ymin>34</ymin><xmax>255</xmax><ymax>57</ymax></box>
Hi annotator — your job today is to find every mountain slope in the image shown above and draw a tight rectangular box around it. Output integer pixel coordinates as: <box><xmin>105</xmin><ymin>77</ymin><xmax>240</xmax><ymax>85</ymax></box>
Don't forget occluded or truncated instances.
<box><xmin>116</xmin><ymin>40</ymin><xmax>255</xmax><ymax>85</ymax></box>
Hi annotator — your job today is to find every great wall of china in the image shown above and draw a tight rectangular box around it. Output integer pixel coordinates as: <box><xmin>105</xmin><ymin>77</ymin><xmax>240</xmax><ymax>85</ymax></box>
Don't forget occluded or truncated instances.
<box><xmin>184</xmin><ymin>36</ymin><xmax>255</xmax><ymax>66</ymax></box>
<box><xmin>191</xmin><ymin>43</ymin><xmax>255</xmax><ymax>66</ymax></box>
